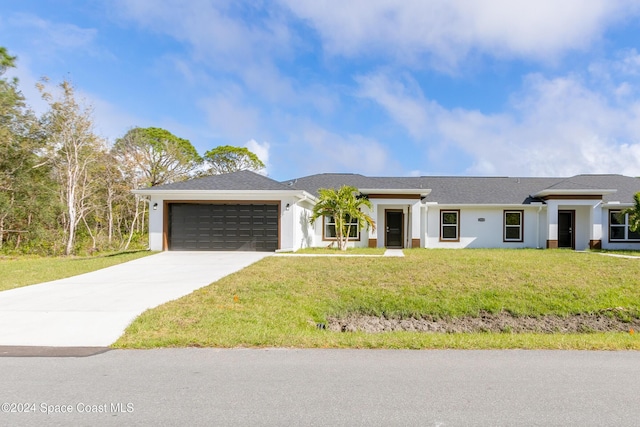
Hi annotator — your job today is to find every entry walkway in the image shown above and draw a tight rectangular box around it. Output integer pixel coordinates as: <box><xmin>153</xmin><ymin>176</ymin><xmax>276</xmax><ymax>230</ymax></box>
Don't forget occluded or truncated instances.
<box><xmin>0</xmin><ymin>252</ymin><xmax>270</xmax><ymax>347</ymax></box>
<box><xmin>383</xmin><ymin>249</ymin><xmax>405</xmax><ymax>257</ymax></box>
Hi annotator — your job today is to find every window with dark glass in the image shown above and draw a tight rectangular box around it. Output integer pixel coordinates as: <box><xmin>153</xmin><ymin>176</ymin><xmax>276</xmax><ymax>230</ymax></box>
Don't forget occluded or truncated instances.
<box><xmin>504</xmin><ymin>210</ymin><xmax>523</xmax><ymax>242</ymax></box>
<box><xmin>610</xmin><ymin>211</ymin><xmax>640</xmax><ymax>241</ymax></box>
<box><xmin>440</xmin><ymin>210</ymin><xmax>459</xmax><ymax>240</ymax></box>
<box><xmin>324</xmin><ymin>215</ymin><xmax>359</xmax><ymax>239</ymax></box>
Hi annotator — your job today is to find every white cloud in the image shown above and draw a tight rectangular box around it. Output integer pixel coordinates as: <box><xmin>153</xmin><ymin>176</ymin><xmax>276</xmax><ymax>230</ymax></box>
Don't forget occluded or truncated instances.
<box><xmin>115</xmin><ymin>0</ymin><xmax>292</xmax><ymax>73</ymax></box>
<box><xmin>10</xmin><ymin>13</ymin><xmax>97</xmax><ymax>49</ymax></box>
<box><xmin>245</xmin><ymin>139</ymin><xmax>270</xmax><ymax>175</ymax></box>
<box><xmin>198</xmin><ymin>88</ymin><xmax>262</xmax><ymax>141</ymax></box>
<box><xmin>294</xmin><ymin>125</ymin><xmax>399</xmax><ymax>175</ymax></box>
<box><xmin>356</xmin><ymin>72</ymin><xmax>431</xmax><ymax>138</ymax></box>
<box><xmin>357</xmin><ymin>56</ymin><xmax>640</xmax><ymax>177</ymax></box>
<box><xmin>6</xmin><ymin>12</ymin><xmax>106</xmax><ymax>60</ymax></box>
<box><xmin>280</xmin><ymin>0</ymin><xmax>638</xmax><ymax>68</ymax></box>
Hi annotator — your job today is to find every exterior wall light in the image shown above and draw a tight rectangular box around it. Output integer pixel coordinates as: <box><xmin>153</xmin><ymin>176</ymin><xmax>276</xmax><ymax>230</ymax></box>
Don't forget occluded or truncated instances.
<box><xmin>285</xmin><ymin>203</ymin><xmax>291</xmax><ymax>211</ymax></box>
<box><xmin>153</xmin><ymin>203</ymin><xmax>158</xmax><ymax>210</ymax></box>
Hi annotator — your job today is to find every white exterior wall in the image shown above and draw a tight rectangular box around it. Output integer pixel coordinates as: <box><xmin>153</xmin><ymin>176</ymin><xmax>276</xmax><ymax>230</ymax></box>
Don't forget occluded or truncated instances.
<box><xmin>148</xmin><ymin>195</ymin><xmax>164</xmax><ymax>251</ymax></box>
<box><xmin>574</xmin><ymin>206</ymin><xmax>591</xmax><ymax>250</ymax></box>
<box><xmin>291</xmin><ymin>200</ymin><xmax>315</xmax><ymax>251</ymax></box>
<box><xmin>425</xmin><ymin>206</ymin><xmax>546</xmax><ymax>249</ymax></box>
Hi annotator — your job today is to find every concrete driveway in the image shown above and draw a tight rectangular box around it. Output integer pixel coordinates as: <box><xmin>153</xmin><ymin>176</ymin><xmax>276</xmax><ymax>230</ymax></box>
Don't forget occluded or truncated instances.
<box><xmin>0</xmin><ymin>252</ymin><xmax>271</xmax><ymax>347</ymax></box>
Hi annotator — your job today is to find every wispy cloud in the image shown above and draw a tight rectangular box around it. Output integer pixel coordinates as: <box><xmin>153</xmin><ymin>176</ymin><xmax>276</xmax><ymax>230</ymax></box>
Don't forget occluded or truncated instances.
<box><xmin>357</xmin><ymin>51</ymin><xmax>640</xmax><ymax>176</ymax></box>
<box><xmin>6</xmin><ymin>12</ymin><xmax>107</xmax><ymax>60</ymax></box>
<box><xmin>280</xmin><ymin>0</ymin><xmax>638</xmax><ymax>70</ymax></box>
<box><xmin>198</xmin><ymin>87</ymin><xmax>262</xmax><ymax>144</ymax></box>
<box><xmin>290</xmin><ymin>124</ymin><xmax>400</xmax><ymax>176</ymax></box>
<box><xmin>245</xmin><ymin>139</ymin><xmax>270</xmax><ymax>175</ymax></box>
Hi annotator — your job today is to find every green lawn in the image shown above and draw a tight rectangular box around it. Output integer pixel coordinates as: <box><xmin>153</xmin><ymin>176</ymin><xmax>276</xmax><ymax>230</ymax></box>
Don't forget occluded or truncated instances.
<box><xmin>114</xmin><ymin>249</ymin><xmax>640</xmax><ymax>350</ymax></box>
<box><xmin>0</xmin><ymin>251</ymin><xmax>154</xmax><ymax>292</ymax></box>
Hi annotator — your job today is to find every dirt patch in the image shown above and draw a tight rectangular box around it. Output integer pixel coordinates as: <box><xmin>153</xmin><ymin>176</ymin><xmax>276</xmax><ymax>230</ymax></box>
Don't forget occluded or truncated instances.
<box><xmin>327</xmin><ymin>311</ymin><xmax>640</xmax><ymax>333</ymax></box>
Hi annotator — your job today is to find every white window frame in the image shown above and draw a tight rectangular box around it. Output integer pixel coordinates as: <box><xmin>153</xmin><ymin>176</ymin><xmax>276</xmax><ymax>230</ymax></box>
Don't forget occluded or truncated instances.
<box><xmin>440</xmin><ymin>210</ymin><xmax>459</xmax><ymax>241</ymax></box>
<box><xmin>323</xmin><ymin>215</ymin><xmax>360</xmax><ymax>241</ymax></box>
<box><xmin>503</xmin><ymin>210</ymin><xmax>524</xmax><ymax>242</ymax></box>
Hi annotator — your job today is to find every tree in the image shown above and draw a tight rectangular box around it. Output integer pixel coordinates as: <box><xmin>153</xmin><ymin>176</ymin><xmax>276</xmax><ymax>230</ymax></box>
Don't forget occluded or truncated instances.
<box><xmin>0</xmin><ymin>47</ymin><xmax>16</xmax><ymax>74</ymax></box>
<box><xmin>621</xmin><ymin>192</ymin><xmax>640</xmax><ymax>232</ymax></box>
<box><xmin>38</xmin><ymin>79</ymin><xmax>106</xmax><ymax>255</ymax></box>
<box><xmin>0</xmin><ymin>47</ymin><xmax>56</xmax><ymax>251</ymax></box>
<box><xmin>113</xmin><ymin>127</ymin><xmax>201</xmax><ymax>187</ymax></box>
<box><xmin>202</xmin><ymin>145</ymin><xmax>265</xmax><ymax>175</ymax></box>
<box><xmin>310</xmin><ymin>185</ymin><xmax>375</xmax><ymax>251</ymax></box>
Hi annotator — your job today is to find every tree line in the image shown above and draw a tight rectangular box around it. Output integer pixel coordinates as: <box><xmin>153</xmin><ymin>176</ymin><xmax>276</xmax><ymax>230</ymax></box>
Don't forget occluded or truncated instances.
<box><xmin>0</xmin><ymin>47</ymin><xmax>264</xmax><ymax>256</ymax></box>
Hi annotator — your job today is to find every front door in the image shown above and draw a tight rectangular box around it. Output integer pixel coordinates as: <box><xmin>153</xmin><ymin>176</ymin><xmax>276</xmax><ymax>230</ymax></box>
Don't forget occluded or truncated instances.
<box><xmin>385</xmin><ymin>210</ymin><xmax>404</xmax><ymax>248</ymax></box>
<box><xmin>558</xmin><ymin>210</ymin><xmax>575</xmax><ymax>249</ymax></box>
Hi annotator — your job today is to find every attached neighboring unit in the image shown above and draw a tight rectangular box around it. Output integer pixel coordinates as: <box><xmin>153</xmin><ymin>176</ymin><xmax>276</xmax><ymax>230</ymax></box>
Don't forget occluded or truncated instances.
<box><xmin>133</xmin><ymin>170</ymin><xmax>640</xmax><ymax>252</ymax></box>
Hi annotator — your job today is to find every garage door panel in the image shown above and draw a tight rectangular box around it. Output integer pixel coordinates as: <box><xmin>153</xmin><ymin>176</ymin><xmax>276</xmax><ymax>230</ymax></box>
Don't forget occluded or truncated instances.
<box><xmin>169</xmin><ymin>203</ymin><xmax>279</xmax><ymax>251</ymax></box>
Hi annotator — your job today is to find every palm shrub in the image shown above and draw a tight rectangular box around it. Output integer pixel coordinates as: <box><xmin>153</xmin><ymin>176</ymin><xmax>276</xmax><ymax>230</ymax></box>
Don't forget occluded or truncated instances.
<box><xmin>310</xmin><ymin>185</ymin><xmax>376</xmax><ymax>250</ymax></box>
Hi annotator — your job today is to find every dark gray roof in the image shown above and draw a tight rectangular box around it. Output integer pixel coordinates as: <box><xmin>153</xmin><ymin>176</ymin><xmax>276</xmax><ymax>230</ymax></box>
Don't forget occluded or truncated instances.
<box><xmin>283</xmin><ymin>173</ymin><xmax>640</xmax><ymax>204</ymax></box>
<box><xmin>399</xmin><ymin>177</ymin><xmax>559</xmax><ymax>204</ymax></box>
<box><xmin>547</xmin><ymin>174</ymin><xmax>640</xmax><ymax>203</ymax></box>
<box><xmin>144</xmin><ymin>170</ymin><xmax>293</xmax><ymax>191</ymax></box>
<box><xmin>282</xmin><ymin>173</ymin><xmax>424</xmax><ymax>197</ymax></box>
<box><xmin>140</xmin><ymin>170</ymin><xmax>640</xmax><ymax>204</ymax></box>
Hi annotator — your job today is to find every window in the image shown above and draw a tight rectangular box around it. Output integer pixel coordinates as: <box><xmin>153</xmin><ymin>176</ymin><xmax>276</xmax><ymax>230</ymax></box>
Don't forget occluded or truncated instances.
<box><xmin>504</xmin><ymin>210</ymin><xmax>523</xmax><ymax>242</ymax></box>
<box><xmin>324</xmin><ymin>215</ymin><xmax>359</xmax><ymax>240</ymax></box>
<box><xmin>440</xmin><ymin>210</ymin><xmax>459</xmax><ymax>241</ymax></box>
<box><xmin>609</xmin><ymin>211</ymin><xmax>640</xmax><ymax>241</ymax></box>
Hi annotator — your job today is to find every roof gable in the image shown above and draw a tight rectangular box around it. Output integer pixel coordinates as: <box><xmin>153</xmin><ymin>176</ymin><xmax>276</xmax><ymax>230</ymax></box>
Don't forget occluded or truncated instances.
<box><xmin>141</xmin><ymin>170</ymin><xmax>292</xmax><ymax>191</ymax></box>
<box><xmin>283</xmin><ymin>173</ymin><xmax>424</xmax><ymax>197</ymax></box>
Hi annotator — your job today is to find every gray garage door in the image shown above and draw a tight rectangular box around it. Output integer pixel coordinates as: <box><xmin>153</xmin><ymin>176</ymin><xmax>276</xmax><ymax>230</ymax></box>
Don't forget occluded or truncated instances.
<box><xmin>169</xmin><ymin>203</ymin><xmax>279</xmax><ymax>251</ymax></box>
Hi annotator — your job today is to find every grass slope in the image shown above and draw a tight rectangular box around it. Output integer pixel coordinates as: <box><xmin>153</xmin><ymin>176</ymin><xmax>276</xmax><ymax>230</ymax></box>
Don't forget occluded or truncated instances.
<box><xmin>0</xmin><ymin>251</ymin><xmax>153</xmax><ymax>292</ymax></box>
<box><xmin>114</xmin><ymin>249</ymin><xmax>640</xmax><ymax>350</ymax></box>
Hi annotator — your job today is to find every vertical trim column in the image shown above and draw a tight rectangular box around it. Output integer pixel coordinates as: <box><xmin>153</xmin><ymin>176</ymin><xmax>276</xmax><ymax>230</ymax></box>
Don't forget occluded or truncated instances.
<box><xmin>410</xmin><ymin>200</ymin><xmax>421</xmax><ymax>248</ymax></box>
<box><xmin>368</xmin><ymin>200</ymin><xmax>378</xmax><ymax>248</ymax></box>
<box><xmin>590</xmin><ymin>202</ymin><xmax>603</xmax><ymax>249</ymax></box>
<box><xmin>546</xmin><ymin>201</ymin><xmax>559</xmax><ymax>249</ymax></box>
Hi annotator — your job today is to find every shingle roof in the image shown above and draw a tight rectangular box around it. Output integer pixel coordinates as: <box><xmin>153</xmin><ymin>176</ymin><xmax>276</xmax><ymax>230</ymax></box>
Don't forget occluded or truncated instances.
<box><xmin>138</xmin><ymin>170</ymin><xmax>640</xmax><ymax>204</ymax></box>
<box><xmin>282</xmin><ymin>173</ymin><xmax>424</xmax><ymax>197</ymax></box>
<box><xmin>403</xmin><ymin>177</ymin><xmax>560</xmax><ymax>204</ymax></box>
<box><xmin>545</xmin><ymin>174</ymin><xmax>640</xmax><ymax>202</ymax></box>
<box><xmin>283</xmin><ymin>173</ymin><xmax>640</xmax><ymax>204</ymax></box>
<box><xmin>143</xmin><ymin>170</ymin><xmax>293</xmax><ymax>191</ymax></box>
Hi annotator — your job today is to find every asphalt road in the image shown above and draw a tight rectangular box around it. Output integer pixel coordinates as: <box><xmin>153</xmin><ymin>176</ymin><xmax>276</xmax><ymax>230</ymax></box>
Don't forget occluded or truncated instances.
<box><xmin>0</xmin><ymin>348</ymin><xmax>638</xmax><ymax>426</ymax></box>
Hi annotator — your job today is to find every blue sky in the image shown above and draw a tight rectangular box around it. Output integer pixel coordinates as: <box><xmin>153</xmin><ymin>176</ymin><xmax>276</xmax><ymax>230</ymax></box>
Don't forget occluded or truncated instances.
<box><xmin>3</xmin><ymin>1</ymin><xmax>640</xmax><ymax>181</ymax></box>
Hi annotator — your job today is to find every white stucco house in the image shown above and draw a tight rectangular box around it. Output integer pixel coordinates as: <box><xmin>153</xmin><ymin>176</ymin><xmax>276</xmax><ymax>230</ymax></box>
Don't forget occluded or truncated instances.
<box><xmin>132</xmin><ymin>170</ymin><xmax>640</xmax><ymax>252</ymax></box>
